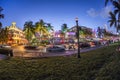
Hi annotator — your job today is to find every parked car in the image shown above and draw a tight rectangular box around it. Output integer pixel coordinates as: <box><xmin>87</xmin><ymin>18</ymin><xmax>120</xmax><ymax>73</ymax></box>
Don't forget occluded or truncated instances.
<box><xmin>0</xmin><ymin>45</ymin><xmax>13</xmax><ymax>57</ymax></box>
<box><xmin>47</xmin><ymin>46</ymin><xmax>65</xmax><ymax>52</ymax></box>
<box><xmin>80</xmin><ymin>42</ymin><xmax>90</xmax><ymax>48</ymax></box>
<box><xmin>0</xmin><ymin>45</ymin><xmax>11</xmax><ymax>49</ymax></box>
<box><xmin>0</xmin><ymin>48</ymin><xmax>13</xmax><ymax>57</ymax></box>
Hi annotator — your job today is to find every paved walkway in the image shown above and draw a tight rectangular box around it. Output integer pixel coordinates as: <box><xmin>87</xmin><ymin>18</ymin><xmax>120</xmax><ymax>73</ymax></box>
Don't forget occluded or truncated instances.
<box><xmin>13</xmin><ymin>46</ymin><xmax>103</xmax><ymax>58</ymax></box>
<box><xmin>0</xmin><ymin>54</ymin><xmax>8</xmax><ymax>60</ymax></box>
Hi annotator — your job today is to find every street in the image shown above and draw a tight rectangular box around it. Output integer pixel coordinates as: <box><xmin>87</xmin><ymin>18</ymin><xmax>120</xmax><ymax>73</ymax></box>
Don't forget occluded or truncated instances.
<box><xmin>12</xmin><ymin>46</ymin><xmax>103</xmax><ymax>58</ymax></box>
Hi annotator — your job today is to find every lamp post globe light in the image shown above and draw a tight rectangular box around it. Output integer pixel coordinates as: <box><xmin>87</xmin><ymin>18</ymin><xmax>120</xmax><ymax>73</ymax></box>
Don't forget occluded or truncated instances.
<box><xmin>75</xmin><ymin>17</ymin><xmax>81</xmax><ymax>58</ymax></box>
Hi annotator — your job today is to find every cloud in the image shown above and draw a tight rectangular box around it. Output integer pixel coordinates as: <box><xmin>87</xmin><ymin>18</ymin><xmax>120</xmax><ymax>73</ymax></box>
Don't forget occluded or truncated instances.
<box><xmin>87</xmin><ymin>5</ymin><xmax>112</xmax><ymax>18</ymax></box>
<box><xmin>100</xmin><ymin>5</ymin><xmax>112</xmax><ymax>18</ymax></box>
<box><xmin>87</xmin><ymin>8</ymin><xmax>98</xmax><ymax>17</ymax></box>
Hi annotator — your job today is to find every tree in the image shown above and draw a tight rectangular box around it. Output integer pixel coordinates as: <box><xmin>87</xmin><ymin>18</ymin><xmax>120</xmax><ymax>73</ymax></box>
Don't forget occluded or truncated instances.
<box><xmin>108</xmin><ymin>11</ymin><xmax>118</xmax><ymax>31</ymax></box>
<box><xmin>97</xmin><ymin>27</ymin><xmax>102</xmax><ymax>38</ymax></box>
<box><xmin>35</xmin><ymin>19</ymin><xmax>48</xmax><ymax>42</ymax></box>
<box><xmin>105</xmin><ymin>0</ymin><xmax>114</xmax><ymax>6</ymax></box>
<box><xmin>83</xmin><ymin>29</ymin><xmax>92</xmax><ymax>37</ymax></box>
<box><xmin>46</xmin><ymin>23</ymin><xmax>54</xmax><ymax>39</ymax></box>
<box><xmin>46</xmin><ymin>23</ymin><xmax>54</xmax><ymax>32</ymax></box>
<box><xmin>0</xmin><ymin>7</ymin><xmax>4</xmax><ymax>30</ymax></box>
<box><xmin>23</xmin><ymin>21</ymin><xmax>35</xmax><ymax>44</ymax></box>
<box><xmin>113</xmin><ymin>0</ymin><xmax>120</xmax><ymax>32</ymax></box>
<box><xmin>61</xmin><ymin>23</ymin><xmax>68</xmax><ymax>38</ymax></box>
<box><xmin>0</xmin><ymin>27</ymin><xmax>9</xmax><ymax>44</ymax></box>
<box><xmin>105</xmin><ymin>0</ymin><xmax>120</xmax><ymax>32</ymax></box>
<box><xmin>61</xmin><ymin>23</ymin><xmax>68</xmax><ymax>33</ymax></box>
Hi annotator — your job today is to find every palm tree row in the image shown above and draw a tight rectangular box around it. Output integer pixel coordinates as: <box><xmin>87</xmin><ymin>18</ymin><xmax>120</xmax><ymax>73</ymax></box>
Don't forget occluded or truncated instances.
<box><xmin>105</xmin><ymin>0</ymin><xmax>120</xmax><ymax>33</ymax></box>
<box><xmin>23</xmin><ymin>19</ymin><xmax>54</xmax><ymax>45</ymax></box>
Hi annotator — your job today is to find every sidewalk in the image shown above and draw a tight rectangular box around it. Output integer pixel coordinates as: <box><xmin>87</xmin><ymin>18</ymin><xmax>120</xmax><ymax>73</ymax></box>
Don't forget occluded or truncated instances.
<box><xmin>0</xmin><ymin>54</ymin><xmax>8</xmax><ymax>60</ymax></box>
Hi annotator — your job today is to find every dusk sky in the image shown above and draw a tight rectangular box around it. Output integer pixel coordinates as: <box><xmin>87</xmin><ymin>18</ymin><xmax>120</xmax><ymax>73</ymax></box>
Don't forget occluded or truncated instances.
<box><xmin>0</xmin><ymin>0</ymin><xmax>115</xmax><ymax>32</ymax></box>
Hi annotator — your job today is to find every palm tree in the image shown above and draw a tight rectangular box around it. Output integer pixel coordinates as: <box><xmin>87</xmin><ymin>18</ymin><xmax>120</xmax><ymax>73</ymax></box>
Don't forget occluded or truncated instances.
<box><xmin>105</xmin><ymin>0</ymin><xmax>114</xmax><ymax>6</ymax></box>
<box><xmin>113</xmin><ymin>0</ymin><xmax>120</xmax><ymax>31</ymax></box>
<box><xmin>0</xmin><ymin>27</ymin><xmax>9</xmax><ymax>44</ymax></box>
<box><xmin>108</xmin><ymin>11</ymin><xmax>119</xmax><ymax>31</ymax></box>
<box><xmin>61</xmin><ymin>23</ymin><xmax>68</xmax><ymax>38</ymax></box>
<box><xmin>3</xmin><ymin>27</ymin><xmax>9</xmax><ymax>44</ymax></box>
<box><xmin>83</xmin><ymin>29</ymin><xmax>92</xmax><ymax>38</ymax></box>
<box><xmin>46</xmin><ymin>23</ymin><xmax>54</xmax><ymax>32</ymax></box>
<box><xmin>46</xmin><ymin>23</ymin><xmax>54</xmax><ymax>39</ymax></box>
<box><xmin>35</xmin><ymin>19</ymin><xmax>48</xmax><ymax>42</ymax></box>
<box><xmin>97</xmin><ymin>27</ymin><xmax>102</xmax><ymax>38</ymax></box>
<box><xmin>105</xmin><ymin>0</ymin><xmax>120</xmax><ymax>32</ymax></box>
<box><xmin>23</xmin><ymin>21</ymin><xmax>35</xmax><ymax>44</ymax></box>
<box><xmin>79</xmin><ymin>29</ymin><xmax>84</xmax><ymax>38</ymax></box>
<box><xmin>0</xmin><ymin>7</ymin><xmax>4</xmax><ymax>30</ymax></box>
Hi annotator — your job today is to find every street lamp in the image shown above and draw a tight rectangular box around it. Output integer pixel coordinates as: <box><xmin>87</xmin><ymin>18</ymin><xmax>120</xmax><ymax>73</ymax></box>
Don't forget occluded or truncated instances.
<box><xmin>75</xmin><ymin>17</ymin><xmax>81</xmax><ymax>58</ymax></box>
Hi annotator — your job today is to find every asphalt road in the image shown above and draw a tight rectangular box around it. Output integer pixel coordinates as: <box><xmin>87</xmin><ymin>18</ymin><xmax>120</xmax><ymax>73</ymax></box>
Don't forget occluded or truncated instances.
<box><xmin>13</xmin><ymin>46</ymin><xmax>103</xmax><ymax>58</ymax></box>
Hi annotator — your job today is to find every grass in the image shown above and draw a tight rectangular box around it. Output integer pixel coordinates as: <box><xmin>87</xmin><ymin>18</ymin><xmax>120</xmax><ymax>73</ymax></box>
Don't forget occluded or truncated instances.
<box><xmin>0</xmin><ymin>44</ymin><xmax>119</xmax><ymax>80</ymax></box>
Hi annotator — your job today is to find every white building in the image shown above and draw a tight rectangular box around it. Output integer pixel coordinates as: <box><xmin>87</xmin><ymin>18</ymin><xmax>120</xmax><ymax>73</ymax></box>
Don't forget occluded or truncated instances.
<box><xmin>7</xmin><ymin>22</ymin><xmax>28</xmax><ymax>45</ymax></box>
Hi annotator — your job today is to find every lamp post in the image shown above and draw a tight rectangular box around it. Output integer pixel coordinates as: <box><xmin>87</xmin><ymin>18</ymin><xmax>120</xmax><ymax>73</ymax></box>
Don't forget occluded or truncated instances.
<box><xmin>75</xmin><ymin>17</ymin><xmax>81</xmax><ymax>58</ymax></box>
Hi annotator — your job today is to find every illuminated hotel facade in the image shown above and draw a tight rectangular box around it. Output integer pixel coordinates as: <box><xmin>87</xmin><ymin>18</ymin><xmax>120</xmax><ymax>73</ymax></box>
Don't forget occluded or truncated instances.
<box><xmin>7</xmin><ymin>22</ymin><xmax>28</xmax><ymax>45</ymax></box>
